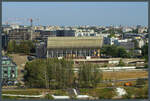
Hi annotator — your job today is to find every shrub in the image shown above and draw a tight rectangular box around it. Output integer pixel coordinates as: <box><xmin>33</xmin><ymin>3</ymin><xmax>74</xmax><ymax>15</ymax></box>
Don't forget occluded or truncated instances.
<box><xmin>97</xmin><ymin>88</ymin><xmax>116</xmax><ymax>99</ymax></box>
<box><xmin>136</xmin><ymin>78</ymin><xmax>146</xmax><ymax>87</ymax></box>
<box><xmin>45</xmin><ymin>94</ymin><xmax>54</xmax><ymax>100</ymax></box>
<box><xmin>117</xmin><ymin>59</ymin><xmax>125</xmax><ymax>66</ymax></box>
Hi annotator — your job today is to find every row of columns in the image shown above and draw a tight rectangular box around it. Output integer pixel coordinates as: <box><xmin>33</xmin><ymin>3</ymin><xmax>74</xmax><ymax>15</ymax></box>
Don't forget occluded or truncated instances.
<box><xmin>47</xmin><ymin>48</ymin><xmax>100</xmax><ymax>58</ymax></box>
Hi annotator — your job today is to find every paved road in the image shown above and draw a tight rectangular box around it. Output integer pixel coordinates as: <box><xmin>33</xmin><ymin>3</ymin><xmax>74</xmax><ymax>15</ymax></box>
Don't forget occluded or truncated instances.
<box><xmin>99</xmin><ymin>77</ymin><xmax>148</xmax><ymax>83</ymax></box>
<box><xmin>2</xmin><ymin>94</ymin><xmax>43</xmax><ymax>98</ymax></box>
<box><xmin>2</xmin><ymin>77</ymin><xmax>148</xmax><ymax>90</ymax></box>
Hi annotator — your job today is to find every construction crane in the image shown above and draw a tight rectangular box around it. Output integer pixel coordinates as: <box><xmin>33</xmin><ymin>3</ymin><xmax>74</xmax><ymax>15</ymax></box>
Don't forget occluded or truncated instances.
<box><xmin>27</xmin><ymin>18</ymin><xmax>40</xmax><ymax>27</ymax></box>
<box><xmin>5</xmin><ymin>17</ymin><xmax>24</xmax><ymax>25</ymax></box>
<box><xmin>5</xmin><ymin>17</ymin><xmax>40</xmax><ymax>40</ymax></box>
<box><xmin>5</xmin><ymin>17</ymin><xmax>40</xmax><ymax>26</ymax></box>
<box><xmin>27</xmin><ymin>18</ymin><xmax>40</xmax><ymax>40</ymax></box>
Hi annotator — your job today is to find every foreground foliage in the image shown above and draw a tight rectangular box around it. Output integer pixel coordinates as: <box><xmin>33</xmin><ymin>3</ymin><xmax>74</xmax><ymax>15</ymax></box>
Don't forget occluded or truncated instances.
<box><xmin>24</xmin><ymin>58</ymin><xmax>103</xmax><ymax>89</ymax></box>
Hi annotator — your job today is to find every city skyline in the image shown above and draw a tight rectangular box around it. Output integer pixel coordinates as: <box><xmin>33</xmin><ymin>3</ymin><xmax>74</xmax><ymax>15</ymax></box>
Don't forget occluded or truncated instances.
<box><xmin>2</xmin><ymin>2</ymin><xmax>148</xmax><ymax>26</ymax></box>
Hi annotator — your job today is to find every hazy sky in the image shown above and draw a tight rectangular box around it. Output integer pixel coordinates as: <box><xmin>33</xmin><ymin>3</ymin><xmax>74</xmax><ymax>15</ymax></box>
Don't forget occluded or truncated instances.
<box><xmin>2</xmin><ymin>2</ymin><xmax>148</xmax><ymax>26</ymax></box>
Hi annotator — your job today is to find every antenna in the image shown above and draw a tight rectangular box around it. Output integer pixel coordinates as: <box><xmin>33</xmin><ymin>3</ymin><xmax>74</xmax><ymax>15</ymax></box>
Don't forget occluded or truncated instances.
<box><xmin>27</xmin><ymin>18</ymin><xmax>32</xmax><ymax>27</ymax></box>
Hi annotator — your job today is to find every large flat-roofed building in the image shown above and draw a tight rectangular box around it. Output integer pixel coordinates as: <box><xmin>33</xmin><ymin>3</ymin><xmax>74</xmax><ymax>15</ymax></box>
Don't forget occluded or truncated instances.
<box><xmin>8</xmin><ymin>28</ymin><xmax>30</xmax><ymax>41</ymax></box>
<box><xmin>47</xmin><ymin>37</ymin><xmax>103</xmax><ymax>58</ymax></box>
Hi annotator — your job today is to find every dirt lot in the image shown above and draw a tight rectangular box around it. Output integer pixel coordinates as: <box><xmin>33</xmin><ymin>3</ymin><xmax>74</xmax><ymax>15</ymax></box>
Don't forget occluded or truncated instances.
<box><xmin>9</xmin><ymin>54</ymin><xmax>28</xmax><ymax>67</ymax></box>
<box><xmin>102</xmin><ymin>71</ymin><xmax>148</xmax><ymax>80</ymax></box>
<box><xmin>8</xmin><ymin>54</ymin><xmax>28</xmax><ymax>82</ymax></box>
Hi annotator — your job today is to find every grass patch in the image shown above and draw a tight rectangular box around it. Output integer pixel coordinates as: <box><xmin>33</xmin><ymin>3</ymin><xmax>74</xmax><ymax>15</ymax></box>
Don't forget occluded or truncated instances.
<box><xmin>79</xmin><ymin>88</ymin><xmax>116</xmax><ymax>99</ymax></box>
<box><xmin>2</xmin><ymin>89</ymin><xmax>47</xmax><ymax>95</ymax></box>
<box><xmin>52</xmin><ymin>89</ymin><xmax>68</xmax><ymax>96</ymax></box>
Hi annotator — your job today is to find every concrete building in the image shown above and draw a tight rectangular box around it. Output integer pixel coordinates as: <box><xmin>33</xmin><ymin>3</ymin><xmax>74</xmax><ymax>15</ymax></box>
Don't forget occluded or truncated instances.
<box><xmin>75</xmin><ymin>29</ymin><xmax>96</xmax><ymax>37</ymax></box>
<box><xmin>122</xmin><ymin>27</ymin><xmax>133</xmax><ymax>33</ymax></box>
<box><xmin>138</xmin><ymin>27</ymin><xmax>147</xmax><ymax>33</ymax></box>
<box><xmin>136</xmin><ymin>39</ymin><xmax>145</xmax><ymax>48</ymax></box>
<box><xmin>2</xmin><ymin>26</ymin><xmax>12</xmax><ymax>34</ymax></box>
<box><xmin>2</xmin><ymin>33</ymin><xmax>8</xmax><ymax>50</ymax></box>
<box><xmin>104</xmin><ymin>37</ymin><xmax>118</xmax><ymax>45</ymax></box>
<box><xmin>40</xmin><ymin>30</ymin><xmax>56</xmax><ymax>40</ymax></box>
<box><xmin>47</xmin><ymin>37</ymin><xmax>103</xmax><ymax>58</ymax></box>
<box><xmin>118</xmin><ymin>42</ymin><xmax>135</xmax><ymax>50</ymax></box>
<box><xmin>10</xmin><ymin>24</ymin><xmax>20</xmax><ymax>29</ymax></box>
<box><xmin>31</xmin><ymin>32</ymin><xmax>41</xmax><ymax>40</ymax></box>
<box><xmin>8</xmin><ymin>28</ymin><xmax>30</xmax><ymax>41</ymax></box>
<box><xmin>114</xmin><ymin>39</ymin><xmax>128</xmax><ymax>45</ymax></box>
<box><xmin>123</xmin><ymin>33</ymin><xmax>140</xmax><ymax>39</ymax></box>
<box><xmin>33</xmin><ymin>26</ymin><xmax>45</xmax><ymax>30</ymax></box>
<box><xmin>36</xmin><ymin>42</ymin><xmax>47</xmax><ymax>58</ymax></box>
<box><xmin>134</xmin><ymin>50</ymin><xmax>142</xmax><ymax>55</ymax></box>
<box><xmin>2</xmin><ymin>56</ymin><xmax>17</xmax><ymax>81</ymax></box>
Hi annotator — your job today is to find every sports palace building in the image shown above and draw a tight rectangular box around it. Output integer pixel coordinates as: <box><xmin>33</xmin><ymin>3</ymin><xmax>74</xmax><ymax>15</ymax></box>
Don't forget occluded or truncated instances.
<box><xmin>47</xmin><ymin>37</ymin><xmax>103</xmax><ymax>58</ymax></box>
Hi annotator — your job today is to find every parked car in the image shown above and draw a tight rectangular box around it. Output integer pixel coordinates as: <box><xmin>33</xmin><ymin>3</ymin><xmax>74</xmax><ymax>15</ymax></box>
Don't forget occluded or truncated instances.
<box><xmin>124</xmin><ymin>82</ymin><xmax>132</xmax><ymax>86</ymax></box>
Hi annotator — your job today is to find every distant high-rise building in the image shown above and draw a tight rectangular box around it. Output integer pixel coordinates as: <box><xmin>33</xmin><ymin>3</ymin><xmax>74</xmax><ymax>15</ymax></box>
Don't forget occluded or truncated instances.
<box><xmin>56</xmin><ymin>30</ymin><xmax>75</xmax><ymax>37</ymax></box>
<box><xmin>36</xmin><ymin>42</ymin><xmax>47</xmax><ymax>58</ymax></box>
<box><xmin>2</xmin><ymin>33</ymin><xmax>8</xmax><ymax>50</ymax></box>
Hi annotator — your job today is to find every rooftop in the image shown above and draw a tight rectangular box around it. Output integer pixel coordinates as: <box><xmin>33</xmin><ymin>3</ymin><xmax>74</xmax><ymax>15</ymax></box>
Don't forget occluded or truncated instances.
<box><xmin>47</xmin><ymin>37</ymin><xmax>103</xmax><ymax>49</ymax></box>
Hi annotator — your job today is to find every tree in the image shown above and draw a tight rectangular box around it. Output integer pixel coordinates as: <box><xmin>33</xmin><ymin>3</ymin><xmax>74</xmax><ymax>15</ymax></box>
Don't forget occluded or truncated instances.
<box><xmin>108</xmin><ymin>33</ymin><xmax>116</xmax><ymax>38</ymax></box>
<box><xmin>45</xmin><ymin>94</ymin><xmax>54</xmax><ymax>100</ymax></box>
<box><xmin>128</xmin><ymin>49</ymin><xmax>135</xmax><ymax>58</ymax></box>
<box><xmin>135</xmin><ymin>84</ymin><xmax>148</xmax><ymax>99</ymax></box>
<box><xmin>117</xmin><ymin>59</ymin><xmax>125</xmax><ymax>66</ymax></box>
<box><xmin>101</xmin><ymin>45</ymin><xmax>118</xmax><ymax>58</ymax></box>
<box><xmin>92</xmin><ymin>64</ymin><xmax>103</xmax><ymax>88</ymax></box>
<box><xmin>24</xmin><ymin>58</ymin><xmax>74</xmax><ymax>89</ymax></box>
<box><xmin>123</xmin><ymin>84</ymin><xmax>148</xmax><ymax>99</ymax></box>
<box><xmin>132</xmin><ymin>40</ymin><xmax>139</xmax><ymax>49</ymax></box>
<box><xmin>117</xmin><ymin>46</ymin><xmax>128</xmax><ymax>58</ymax></box>
<box><xmin>78</xmin><ymin>63</ymin><xmax>102</xmax><ymax>88</ymax></box>
<box><xmin>142</xmin><ymin>44</ymin><xmax>148</xmax><ymax>62</ymax></box>
<box><xmin>7</xmin><ymin>40</ymin><xmax>36</xmax><ymax>54</ymax></box>
<box><xmin>7</xmin><ymin>40</ymin><xmax>16</xmax><ymax>53</ymax></box>
<box><xmin>136</xmin><ymin>78</ymin><xmax>146</xmax><ymax>88</ymax></box>
<box><xmin>101</xmin><ymin>45</ymin><xmax>128</xmax><ymax>58</ymax></box>
<box><xmin>24</xmin><ymin>59</ymin><xmax>47</xmax><ymax>88</ymax></box>
<box><xmin>19</xmin><ymin>41</ymin><xmax>30</xmax><ymax>54</ymax></box>
<box><xmin>132</xmin><ymin>28</ymin><xmax>138</xmax><ymax>33</ymax></box>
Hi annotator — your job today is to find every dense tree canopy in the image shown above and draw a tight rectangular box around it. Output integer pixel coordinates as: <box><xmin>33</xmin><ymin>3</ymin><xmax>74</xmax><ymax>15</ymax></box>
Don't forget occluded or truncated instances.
<box><xmin>24</xmin><ymin>58</ymin><xmax>103</xmax><ymax>89</ymax></box>
<box><xmin>101</xmin><ymin>45</ymin><xmax>129</xmax><ymax>58</ymax></box>
<box><xmin>7</xmin><ymin>40</ymin><xmax>35</xmax><ymax>54</ymax></box>
<box><xmin>24</xmin><ymin>58</ymin><xmax>74</xmax><ymax>89</ymax></box>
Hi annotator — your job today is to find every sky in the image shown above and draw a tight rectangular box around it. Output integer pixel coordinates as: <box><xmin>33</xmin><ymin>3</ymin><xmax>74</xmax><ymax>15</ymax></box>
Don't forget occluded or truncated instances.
<box><xmin>2</xmin><ymin>2</ymin><xmax>148</xmax><ymax>26</ymax></box>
